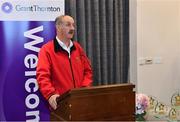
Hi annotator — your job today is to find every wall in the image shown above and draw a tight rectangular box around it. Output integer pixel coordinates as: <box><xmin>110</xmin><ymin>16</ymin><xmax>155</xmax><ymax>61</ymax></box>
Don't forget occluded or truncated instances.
<box><xmin>130</xmin><ymin>0</ymin><xmax>180</xmax><ymax>105</ymax></box>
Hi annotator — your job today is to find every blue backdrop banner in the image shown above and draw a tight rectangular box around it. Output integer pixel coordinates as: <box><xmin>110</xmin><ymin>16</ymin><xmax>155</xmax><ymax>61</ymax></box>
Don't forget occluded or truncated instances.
<box><xmin>0</xmin><ymin>0</ymin><xmax>64</xmax><ymax>121</ymax></box>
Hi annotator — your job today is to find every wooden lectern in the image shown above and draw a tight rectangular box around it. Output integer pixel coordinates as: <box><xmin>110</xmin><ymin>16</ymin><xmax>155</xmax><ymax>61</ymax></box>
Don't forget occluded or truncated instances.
<box><xmin>50</xmin><ymin>83</ymin><xmax>135</xmax><ymax>121</ymax></box>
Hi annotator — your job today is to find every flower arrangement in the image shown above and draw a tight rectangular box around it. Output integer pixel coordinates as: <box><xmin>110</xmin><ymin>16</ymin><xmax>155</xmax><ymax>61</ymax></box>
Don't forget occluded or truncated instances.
<box><xmin>136</xmin><ymin>93</ymin><xmax>149</xmax><ymax>121</ymax></box>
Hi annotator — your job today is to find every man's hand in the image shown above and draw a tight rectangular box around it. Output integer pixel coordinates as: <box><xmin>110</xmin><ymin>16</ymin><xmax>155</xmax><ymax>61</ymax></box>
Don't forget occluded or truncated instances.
<box><xmin>48</xmin><ymin>94</ymin><xmax>60</xmax><ymax>110</ymax></box>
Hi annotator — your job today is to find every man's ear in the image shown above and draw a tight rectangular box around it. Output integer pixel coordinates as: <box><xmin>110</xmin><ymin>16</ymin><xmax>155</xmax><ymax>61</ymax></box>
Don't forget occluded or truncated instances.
<box><xmin>56</xmin><ymin>25</ymin><xmax>61</xmax><ymax>32</ymax></box>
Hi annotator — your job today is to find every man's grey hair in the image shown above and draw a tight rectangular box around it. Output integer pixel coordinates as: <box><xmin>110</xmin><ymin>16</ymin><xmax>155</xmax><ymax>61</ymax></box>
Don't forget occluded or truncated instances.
<box><xmin>55</xmin><ymin>15</ymin><xmax>66</xmax><ymax>26</ymax></box>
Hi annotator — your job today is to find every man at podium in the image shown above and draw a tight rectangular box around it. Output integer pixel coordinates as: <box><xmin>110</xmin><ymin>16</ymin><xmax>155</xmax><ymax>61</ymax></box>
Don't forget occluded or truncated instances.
<box><xmin>36</xmin><ymin>15</ymin><xmax>93</xmax><ymax>110</ymax></box>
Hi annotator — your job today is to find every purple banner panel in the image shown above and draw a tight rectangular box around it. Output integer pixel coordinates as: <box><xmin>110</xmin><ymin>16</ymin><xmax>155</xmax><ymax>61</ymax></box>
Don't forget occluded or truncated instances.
<box><xmin>0</xmin><ymin>21</ymin><xmax>56</xmax><ymax>121</ymax></box>
<box><xmin>0</xmin><ymin>0</ymin><xmax>64</xmax><ymax>121</ymax></box>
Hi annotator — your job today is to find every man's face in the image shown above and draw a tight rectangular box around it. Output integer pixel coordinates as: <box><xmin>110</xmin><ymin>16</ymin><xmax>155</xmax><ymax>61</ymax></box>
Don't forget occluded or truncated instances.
<box><xmin>59</xmin><ymin>16</ymin><xmax>75</xmax><ymax>40</ymax></box>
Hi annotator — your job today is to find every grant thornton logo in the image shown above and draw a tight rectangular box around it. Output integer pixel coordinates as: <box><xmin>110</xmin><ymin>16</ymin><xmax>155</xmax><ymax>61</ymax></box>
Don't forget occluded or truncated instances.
<box><xmin>1</xmin><ymin>2</ymin><xmax>13</xmax><ymax>13</ymax></box>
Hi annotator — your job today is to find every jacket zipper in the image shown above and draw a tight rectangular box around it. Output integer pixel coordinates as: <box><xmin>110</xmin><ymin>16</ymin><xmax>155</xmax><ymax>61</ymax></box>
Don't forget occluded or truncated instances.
<box><xmin>69</xmin><ymin>57</ymin><xmax>76</xmax><ymax>88</ymax></box>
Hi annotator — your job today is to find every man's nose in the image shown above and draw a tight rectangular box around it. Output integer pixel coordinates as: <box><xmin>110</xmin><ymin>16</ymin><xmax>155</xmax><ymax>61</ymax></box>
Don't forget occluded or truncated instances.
<box><xmin>69</xmin><ymin>24</ymin><xmax>75</xmax><ymax>30</ymax></box>
<box><xmin>71</xmin><ymin>25</ymin><xmax>75</xmax><ymax>30</ymax></box>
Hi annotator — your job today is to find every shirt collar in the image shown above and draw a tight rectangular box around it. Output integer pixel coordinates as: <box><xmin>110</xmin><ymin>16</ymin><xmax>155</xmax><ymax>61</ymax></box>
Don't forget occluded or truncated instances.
<box><xmin>54</xmin><ymin>37</ymin><xmax>76</xmax><ymax>53</ymax></box>
<box><xmin>56</xmin><ymin>36</ymin><xmax>73</xmax><ymax>49</ymax></box>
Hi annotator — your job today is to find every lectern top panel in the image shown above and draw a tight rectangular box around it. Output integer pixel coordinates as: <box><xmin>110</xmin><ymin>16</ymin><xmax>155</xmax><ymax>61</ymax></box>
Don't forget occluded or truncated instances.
<box><xmin>57</xmin><ymin>83</ymin><xmax>135</xmax><ymax>101</ymax></box>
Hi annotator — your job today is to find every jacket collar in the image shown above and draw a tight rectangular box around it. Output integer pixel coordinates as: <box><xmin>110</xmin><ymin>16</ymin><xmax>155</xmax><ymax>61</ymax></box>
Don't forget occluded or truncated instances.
<box><xmin>53</xmin><ymin>38</ymin><xmax>76</xmax><ymax>53</ymax></box>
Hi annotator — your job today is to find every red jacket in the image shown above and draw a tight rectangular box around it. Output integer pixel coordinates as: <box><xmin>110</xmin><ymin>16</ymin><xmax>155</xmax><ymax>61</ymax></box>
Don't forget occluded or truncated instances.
<box><xmin>36</xmin><ymin>39</ymin><xmax>93</xmax><ymax>100</ymax></box>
